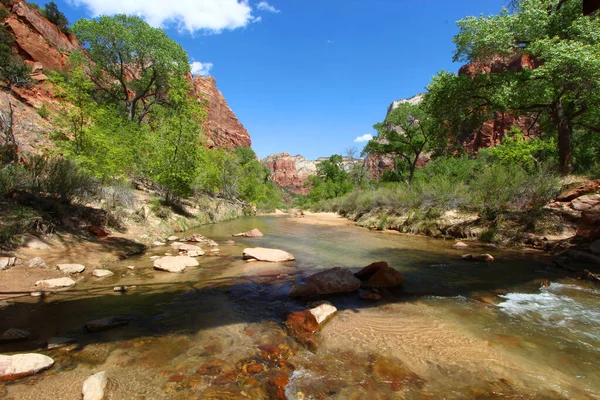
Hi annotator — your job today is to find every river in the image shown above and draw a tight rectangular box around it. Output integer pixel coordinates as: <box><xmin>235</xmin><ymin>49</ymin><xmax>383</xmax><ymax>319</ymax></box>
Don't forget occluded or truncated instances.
<box><xmin>1</xmin><ymin>215</ymin><xmax>599</xmax><ymax>399</ymax></box>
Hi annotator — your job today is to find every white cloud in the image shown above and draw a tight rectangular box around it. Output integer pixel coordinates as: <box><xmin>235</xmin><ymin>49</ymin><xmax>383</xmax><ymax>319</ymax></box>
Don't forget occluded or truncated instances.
<box><xmin>256</xmin><ymin>1</ymin><xmax>279</xmax><ymax>13</ymax></box>
<box><xmin>190</xmin><ymin>61</ymin><xmax>213</xmax><ymax>76</ymax></box>
<box><xmin>70</xmin><ymin>0</ymin><xmax>255</xmax><ymax>33</ymax></box>
<box><xmin>326</xmin><ymin>39</ymin><xmax>334</xmax><ymax>44</ymax></box>
<box><xmin>354</xmin><ymin>134</ymin><xmax>373</xmax><ymax>143</ymax></box>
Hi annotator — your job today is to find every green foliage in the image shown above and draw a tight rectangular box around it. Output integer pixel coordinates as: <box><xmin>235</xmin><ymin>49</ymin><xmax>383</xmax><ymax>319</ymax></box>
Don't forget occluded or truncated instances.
<box><xmin>43</xmin><ymin>2</ymin><xmax>69</xmax><ymax>33</ymax></box>
<box><xmin>73</xmin><ymin>15</ymin><xmax>190</xmax><ymax>123</ymax></box>
<box><xmin>37</xmin><ymin>104</ymin><xmax>49</xmax><ymax>119</ymax></box>
<box><xmin>306</xmin><ymin>154</ymin><xmax>354</xmax><ymax>203</ymax></box>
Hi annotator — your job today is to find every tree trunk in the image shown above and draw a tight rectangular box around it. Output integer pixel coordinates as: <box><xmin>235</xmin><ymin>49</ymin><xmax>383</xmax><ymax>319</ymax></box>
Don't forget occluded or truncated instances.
<box><xmin>552</xmin><ymin>100</ymin><xmax>573</xmax><ymax>175</ymax></box>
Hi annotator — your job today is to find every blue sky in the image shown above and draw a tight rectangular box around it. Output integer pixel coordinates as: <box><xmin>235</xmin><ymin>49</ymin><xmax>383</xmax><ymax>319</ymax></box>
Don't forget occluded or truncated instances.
<box><xmin>36</xmin><ymin>0</ymin><xmax>506</xmax><ymax>160</ymax></box>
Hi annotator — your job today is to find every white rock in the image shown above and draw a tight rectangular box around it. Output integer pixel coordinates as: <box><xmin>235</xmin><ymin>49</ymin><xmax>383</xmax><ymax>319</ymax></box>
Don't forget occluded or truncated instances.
<box><xmin>149</xmin><ymin>256</ymin><xmax>160</xmax><ymax>260</ymax></box>
<box><xmin>169</xmin><ymin>241</ymin><xmax>184</xmax><ymax>247</ymax></box>
<box><xmin>0</xmin><ymin>354</ymin><xmax>54</xmax><ymax>380</ymax></box>
<box><xmin>127</xmin><ymin>266</ymin><xmax>135</xmax><ymax>270</ymax></box>
<box><xmin>242</xmin><ymin>247</ymin><xmax>295</xmax><ymax>262</ymax></box>
<box><xmin>30</xmin><ymin>291</ymin><xmax>43</xmax><ymax>297</ymax></box>
<box><xmin>28</xmin><ymin>257</ymin><xmax>46</xmax><ymax>268</ymax></box>
<box><xmin>24</xmin><ymin>237</ymin><xmax>50</xmax><ymax>250</ymax></box>
<box><xmin>35</xmin><ymin>277</ymin><xmax>76</xmax><ymax>289</ymax></box>
<box><xmin>82</xmin><ymin>371</ymin><xmax>107</xmax><ymax>400</ymax></box>
<box><xmin>0</xmin><ymin>257</ymin><xmax>19</xmax><ymax>270</ymax></box>
<box><xmin>92</xmin><ymin>269</ymin><xmax>114</xmax><ymax>278</ymax></box>
<box><xmin>57</xmin><ymin>264</ymin><xmax>85</xmax><ymax>274</ymax></box>
<box><xmin>453</xmin><ymin>241</ymin><xmax>469</xmax><ymax>248</ymax></box>
<box><xmin>309</xmin><ymin>302</ymin><xmax>337</xmax><ymax>325</ymax></box>
<box><xmin>167</xmin><ymin>236</ymin><xmax>179</xmax><ymax>241</ymax></box>
<box><xmin>0</xmin><ymin>328</ymin><xmax>30</xmax><ymax>342</ymax></box>
<box><xmin>178</xmin><ymin>244</ymin><xmax>205</xmax><ymax>257</ymax></box>
<box><xmin>47</xmin><ymin>337</ymin><xmax>76</xmax><ymax>350</ymax></box>
<box><xmin>152</xmin><ymin>241</ymin><xmax>166</xmax><ymax>247</ymax></box>
<box><xmin>153</xmin><ymin>256</ymin><xmax>199</xmax><ymax>273</ymax></box>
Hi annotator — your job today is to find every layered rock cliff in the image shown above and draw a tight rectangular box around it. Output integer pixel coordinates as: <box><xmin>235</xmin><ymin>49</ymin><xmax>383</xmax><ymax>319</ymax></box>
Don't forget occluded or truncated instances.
<box><xmin>0</xmin><ymin>1</ymin><xmax>251</xmax><ymax>152</ymax></box>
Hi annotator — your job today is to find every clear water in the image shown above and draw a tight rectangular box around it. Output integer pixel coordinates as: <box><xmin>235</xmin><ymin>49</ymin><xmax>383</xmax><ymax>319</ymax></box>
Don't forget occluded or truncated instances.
<box><xmin>1</xmin><ymin>216</ymin><xmax>598</xmax><ymax>399</ymax></box>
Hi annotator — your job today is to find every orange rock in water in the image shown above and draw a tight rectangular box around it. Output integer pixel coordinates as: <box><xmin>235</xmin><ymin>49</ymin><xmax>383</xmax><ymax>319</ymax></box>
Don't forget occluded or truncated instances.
<box><xmin>284</xmin><ymin>310</ymin><xmax>320</xmax><ymax>349</ymax></box>
<box><xmin>268</xmin><ymin>371</ymin><xmax>290</xmax><ymax>399</ymax></box>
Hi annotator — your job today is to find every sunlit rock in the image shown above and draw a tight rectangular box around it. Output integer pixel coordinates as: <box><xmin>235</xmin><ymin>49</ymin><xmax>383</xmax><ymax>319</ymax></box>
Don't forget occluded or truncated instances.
<box><xmin>178</xmin><ymin>244</ymin><xmax>205</xmax><ymax>257</ymax></box>
<box><xmin>35</xmin><ymin>277</ymin><xmax>76</xmax><ymax>289</ymax></box>
<box><xmin>243</xmin><ymin>247</ymin><xmax>294</xmax><ymax>262</ymax></box>
<box><xmin>354</xmin><ymin>262</ymin><xmax>404</xmax><ymax>288</ymax></box>
<box><xmin>92</xmin><ymin>269</ymin><xmax>114</xmax><ymax>278</ymax></box>
<box><xmin>289</xmin><ymin>267</ymin><xmax>360</xmax><ymax>297</ymax></box>
<box><xmin>28</xmin><ymin>257</ymin><xmax>46</xmax><ymax>268</ymax></box>
<box><xmin>233</xmin><ymin>228</ymin><xmax>264</xmax><ymax>238</ymax></box>
<box><xmin>56</xmin><ymin>264</ymin><xmax>85</xmax><ymax>274</ymax></box>
<box><xmin>82</xmin><ymin>371</ymin><xmax>107</xmax><ymax>400</ymax></box>
<box><xmin>0</xmin><ymin>354</ymin><xmax>54</xmax><ymax>381</ymax></box>
<box><xmin>153</xmin><ymin>255</ymin><xmax>199</xmax><ymax>273</ymax></box>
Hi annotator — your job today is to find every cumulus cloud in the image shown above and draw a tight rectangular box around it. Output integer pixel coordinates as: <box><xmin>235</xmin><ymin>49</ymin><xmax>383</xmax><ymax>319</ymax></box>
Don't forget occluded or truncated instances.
<box><xmin>190</xmin><ymin>61</ymin><xmax>213</xmax><ymax>76</ymax></box>
<box><xmin>70</xmin><ymin>0</ymin><xmax>255</xmax><ymax>33</ymax></box>
<box><xmin>354</xmin><ymin>134</ymin><xmax>373</xmax><ymax>143</ymax></box>
<box><xmin>256</xmin><ymin>1</ymin><xmax>280</xmax><ymax>13</ymax></box>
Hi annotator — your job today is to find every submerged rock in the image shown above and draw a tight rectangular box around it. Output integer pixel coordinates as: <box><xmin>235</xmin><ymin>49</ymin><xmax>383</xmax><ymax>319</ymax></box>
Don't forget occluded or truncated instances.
<box><xmin>85</xmin><ymin>317</ymin><xmax>129</xmax><ymax>333</ymax></box>
<box><xmin>233</xmin><ymin>228</ymin><xmax>264</xmax><ymax>237</ymax></box>
<box><xmin>354</xmin><ymin>261</ymin><xmax>404</xmax><ymax>288</ymax></box>
<box><xmin>167</xmin><ymin>236</ymin><xmax>179</xmax><ymax>241</ymax></box>
<box><xmin>35</xmin><ymin>277</ymin><xmax>76</xmax><ymax>289</ymax></box>
<box><xmin>153</xmin><ymin>256</ymin><xmax>199</xmax><ymax>273</ymax></box>
<box><xmin>462</xmin><ymin>254</ymin><xmax>495</xmax><ymax>262</ymax></box>
<box><xmin>82</xmin><ymin>371</ymin><xmax>107</xmax><ymax>400</ymax></box>
<box><xmin>289</xmin><ymin>267</ymin><xmax>360</xmax><ymax>297</ymax></box>
<box><xmin>47</xmin><ymin>337</ymin><xmax>76</xmax><ymax>350</ymax></box>
<box><xmin>0</xmin><ymin>354</ymin><xmax>54</xmax><ymax>381</ymax></box>
<box><xmin>285</xmin><ymin>310</ymin><xmax>320</xmax><ymax>349</ymax></box>
<box><xmin>243</xmin><ymin>247</ymin><xmax>295</xmax><ymax>262</ymax></box>
<box><xmin>0</xmin><ymin>329</ymin><xmax>30</xmax><ymax>342</ymax></box>
<box><xmin>56</xmin><ymin>264</ymin><xmax>86</xmax><ymax>274</ymax></box>
<box><xmin>178</xmin><ymin>244</ymin><xmax>205</xmax><ymax>257</ymax></box>
<box><xmin>359</xmin><ymin>289</ymin><xmax>382</xmax><ymax>301</ymax></box>
<box><xmin>92</xmin><ymin>269</ymin><xmax>114</xmax><ymax>278</ymax></box>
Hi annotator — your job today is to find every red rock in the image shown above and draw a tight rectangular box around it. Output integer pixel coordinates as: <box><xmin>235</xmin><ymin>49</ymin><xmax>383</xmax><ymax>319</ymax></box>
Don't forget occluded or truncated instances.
<box><xmin>268</xmin><ymin>371</ymin><xmax>289</xmax><ymax>399</ymax></box>
<box><xmin>289</xmin><ymin>267</ymin><xmax>361</xmax><ymax>297</ymax></box>
<box><xmin>88</xmin><ymin>226</ymin><xmax>110</xmax><ymax>237</ymax></box>
<box><xmin>284</xmin><ymin>310</ymin><xmax>320</xmax><ymax>348</ymax></box>
<box><xmin>197</xmin><ymin>359</ymin><xmax>224</xmax><ymax>376</ymax></box>
<box><xmin>190</xmin><ymin>75</ymin><xmax>251</xmax><ymax>149</ymax></box>
<box><xmin>354</xmin><ymin>261</ymin><xmax>389</xmax><ymax>280</ymax></box>
<box><xmin>355</xmin><ymin>262</ymin><xmax>405</xmax><ymax>288</ymax></box>
<box><xmin>233</xmin><ymin>228</ymin><xmax>264</xmax><ymax>238</ymax></box>
<box><xmin>557</xmin><ymin>180</ymin><xmax>600</xmax><ymax>202</ymax></box>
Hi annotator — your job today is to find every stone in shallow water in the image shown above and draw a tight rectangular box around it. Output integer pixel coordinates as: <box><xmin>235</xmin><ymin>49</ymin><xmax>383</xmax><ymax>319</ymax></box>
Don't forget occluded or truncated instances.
<box><xmin>243</xmin><ymin>247</ymin><xmax>295</xmax><ymax>262</ymax></box>
<box><xmin>0</xmin><ymin>354</ymin><xmax>54</xmax><ymax>381</ymax></box>
<box><xmin>167</xmin><ymin>236</ymin><xmax>179</xmax><ymax>241</ymax></box>
<box><xmin>233</xmin><ymin>228</ymin><xmax>264</xmax><ymax>238</ymax></box>
<box><xmin>289</xmin><ymin>267</ymin><xmax>360</xmax><ymax>297</ymax></box>
<box><xmin>308</xmin><ymin>302</ymin><xmax>337</xmax><ymax>325</ymax></box>
<box><xmin>82</xmin><ymin>371</ymin><xmax>107</xmax><ymax>400</ymax></box>
<box><xmin>85</xmin><ymin>317</ymin><xmax>129</xmax><ymax>333</ymax></box>
<box><xmin>35</xmin><ymin>277</ymin><xmax>76</xmax><ymax>289</ymax></box>
<box><xmin>92</xmin><ymin>269</ymin><xmax>114</xmax><ymax>278</ymax></box>
<box><xmin>0</xmin><ymin>329</ymin><xmax>30</xmax><ymax>342</ymax></box>
<box><xmin>153</xmin><ymin>256</ymin><xmax>199</xmax><ymax>273</ymax></box>
<box><xmin>56</xmin><ymin>264</ymin><xmax>85</xmax><ymax>274</ymax></box>
<box><xmin>47</xmin><ymin>337</ymin><xmax>76</xmax><ymax>350</ymax></box>
<box><xmin>178</xmin><ymin>244</ymin><xmax>205</xmax><ymax>257</ymax></box>
<box><xmin>453</xmin><ymin>241</ymin><xmax>469</xmax><ymax>248</ymax></box>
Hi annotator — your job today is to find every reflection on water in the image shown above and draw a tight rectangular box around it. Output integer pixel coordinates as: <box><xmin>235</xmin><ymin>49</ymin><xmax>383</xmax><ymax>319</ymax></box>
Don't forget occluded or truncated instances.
<box><xmin>1</xmin><ymin>216</ymin><xmax>599</xmax><ymax>399</ymax></box>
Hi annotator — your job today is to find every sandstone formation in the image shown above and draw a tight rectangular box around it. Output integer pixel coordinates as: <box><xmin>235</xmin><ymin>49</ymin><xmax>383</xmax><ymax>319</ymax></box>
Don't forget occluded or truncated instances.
<box><xmin>191</xmin><ymin>75</ymin><xmax>251</xmax><ymax>149</ymax></box>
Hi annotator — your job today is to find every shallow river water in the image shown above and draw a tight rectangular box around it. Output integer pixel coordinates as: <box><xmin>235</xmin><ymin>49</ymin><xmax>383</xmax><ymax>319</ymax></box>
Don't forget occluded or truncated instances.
<box><xmin>1</xmin><ymin>215</ymin><xmax>599</xmax><ymax>399</ymax></box>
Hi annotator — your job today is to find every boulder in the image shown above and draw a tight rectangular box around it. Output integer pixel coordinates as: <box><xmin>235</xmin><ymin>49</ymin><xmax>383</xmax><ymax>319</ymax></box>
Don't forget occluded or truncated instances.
<box><xmin>178</xmin><ymin>244</ymin><xmax>205</xmax><ymax>257</ymax></box>
<box><xmin>56</xmin><ymin>264</ymin><xmax>85</xmax><ymax>274</ymax></box>
<box><xmin>289</xmin><ymin>267</ymin><xmax>361</xmax><ymax>297</ymax></box>
<box><xmin>453</xmin><ymin>241</ymin><xmax>469</xmax><ymax>248</ymax></box>
<box><xmin>35</xmin><ymin>277</ymin><xmax>76</xmax><ymax>289</ymax></box>
<box><xmin>308</xmin><ymin>302</ymin><xmax>337</xmax><ymax>324</ymax></box>
<box><xmin>0</xmin><ymin>329</ymin><xmax>30</xmax><ymax>342</ymax></box>
<box><xmin>82</xmin><ymin>371</ymin><xmax>107</xmax><ymax>400</ymax></box>
<box><xmin>85</xmin><ymin>317</ymin><xmax>129</xmax><ymax>333</ymax></box>
<box><xmin>233</xmin><ymin>228</ymin><xmax>264</xmax><ymax>238</ymax></box>
<box><xmin>28</xmin><ymin>257</ymin><xmax>46</xmax><ymax>268</ymax></box>
<box><xmin>0</xmin><ymin>354</ymin><xmax>54</xmax><ymax>381</ymax></box>
<box><xmin>354</xmin><ymin>262</ymin><xmax>405</xmax><ymax>288</ymax></box>
<box><xmin>92</xmin><ymin>269</ymin><xmax>114</xmax><ymax>278</ymax></box>
<box><xmin>153</xmin><ymin>256</ymin><xmax>199</xmax><ymax>273</ymax></box>
<box><xmin>571</xmin><ymin>194</ymin><xmax>600</xmax><ymax>212</ymax></box>
<box><xmin>243</xmin><ymin>247</ymin><xmax>295</xmax><ymax>262</ymax></box>
<box><xmin>47</xmin><ymin>337</ymin><xmax>76</xmax><ymax>350</ymax></box>
<box><xmin>0</xmin><ymin>257</ymin><xmax>20</xmax><ymax>270</ymax></box>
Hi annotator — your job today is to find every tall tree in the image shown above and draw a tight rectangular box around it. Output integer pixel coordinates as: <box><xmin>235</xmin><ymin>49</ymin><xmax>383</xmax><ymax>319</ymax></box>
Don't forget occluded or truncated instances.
<box><xmin>429</xmin><ymin>0</ymin><xmax>600</xmax><ymax>174</ymax></box>
<box><xmin>73</xmin><ymin>15</ymin><xmax>190</xmax><ymax>124</ymax></box>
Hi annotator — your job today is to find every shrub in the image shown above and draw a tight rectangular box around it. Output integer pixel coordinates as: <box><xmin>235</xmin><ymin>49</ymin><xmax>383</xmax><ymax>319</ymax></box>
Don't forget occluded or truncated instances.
<box><xmin>37</xmin><ymin>104</ymin><xmax>49</xmax><ymax>119</ymax></box>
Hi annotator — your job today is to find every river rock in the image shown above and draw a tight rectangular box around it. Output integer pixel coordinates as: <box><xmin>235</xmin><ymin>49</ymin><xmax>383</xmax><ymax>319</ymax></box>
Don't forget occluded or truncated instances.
<box><xmin>453</xmin><ymin>241</ymin><xmax>469</xmax><ymax>248</ymax></box>
<box><xmin>289</xmin><ymin>267</ymin><xmax>361</xmax><ymax>297</ymax></box>
<box><xmin>167</xmin><ymin>236</ymin><xmax>179</xmax><ymax>241</ymax></box>
<box><xmin>284</xmin><ymin>310</ymin><xmax>320</xmax><ymax>349</ymax></box>
<box><xmin>0</xmin><ymin>354</ymin><xmax>54</xmax><ymax>381</ymax></box>
<box><xmin>82</xmin><ymin>371</ymin><xmax>107</xmax><ymax>400</ymax></box>
<box><xmin>57</xmin><ymin>264</ymin><xmax>86</xmax><ymax>274</ymax></box>
<box><xmin>152</xmin><ymin>241</ymin><xmax>166</xmax><ymax>247</ymax></box>
<box><xmin>0</xmin><ymin>257</ymin><xmax>20</xmax><ymax>270</ymax></box>
<box><xmin>354</xmin><ymin>261</ymin><xmax>405</xmax><ymax>288</ymax></box>
<box><xmin>127</xmin><ymin>266</ymin><xmax>135</xmax><ymax>270</ymax></box>
<box><xmin>28</xmin><ymin>257</ymin><xmax>46</xmax><ymax>268</ymax></box>
<box><xmin>35</xmin><ymin>277</ymin><xmax>76</xmax><ymax>289</ymax></box>
<box><xmin>92</xmin><ymin>269</ymin><xmax>114</xmax><ymax>278</ymax></box>
<box><xmin>178</xmin><ymin>244</ymin><xmax>205</xmax><ymax>257</ymax></box>
<box><xmin>308</xmin><ymin>302</ymin><xmax>337</xmax><ymax>324</ymax></box>
<box><xmin>85</xmin><ymin>317</ymin><xmax>129</xmax><ymax>332</ymax></box>
<box><xmin>47</xmin><ymin>337</ymin><xmax>76</xmax><ymax>350</ymax></box>
<box><xmin>0</xmin><ymin>329</ymin><xmax>30</xmax><ymax>342</ymax></box>
<box><xmin>243</xmin><ymin>247</ymin><xmax>294</xmax><ymax>262</ymax></box>
<box><xmin>233</xmin><ymin>228</ymin><xmax>264</xmax><ymax>238</ymax></box>
<box><xmin>153</xmin><ymin>256</ymin><xmax>199</xmax><ymax>273</ymax></box>
<box><xmin>474</xmin><ymin>254</ymin><xmax>495</xmax><ymax>262</ymax></box>
<box><xmin>226</xmin><ymin>240</ymin><xmax>235</xmax><ymax>245</ymax></box>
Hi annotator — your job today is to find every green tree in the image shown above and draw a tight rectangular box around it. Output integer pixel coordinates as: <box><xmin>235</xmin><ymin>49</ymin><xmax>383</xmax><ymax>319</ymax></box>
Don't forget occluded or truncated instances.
<box><xmin>73</xmin><ymin>15</ymin><xmax>190</xmax><ymax>123</ymax></box>
<box><xmin>306</xmin><ymin>154</ymin><xmax>354</xmax><ymax>202</ymax></box>
<box><xmin>429</xmin><ymin>0</ymin><xmax>600</xmax><ymax>174</ymax></box>
<box><xmin>43</xmin><ymin>2</ymin><xmax>69</xmax><ymax>33</ymax></box>
<box><xmin>363</xmin><ymin>102</ymin><xmax>438</xmax><ymax>184</ymax></box>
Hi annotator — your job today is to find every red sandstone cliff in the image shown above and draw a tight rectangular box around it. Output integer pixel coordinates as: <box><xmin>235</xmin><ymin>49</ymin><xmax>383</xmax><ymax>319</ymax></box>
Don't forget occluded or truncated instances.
<box><xmin>261</xmin><ymin>153</ymin><xmax>315</xmax><ymax>195</ymax></box>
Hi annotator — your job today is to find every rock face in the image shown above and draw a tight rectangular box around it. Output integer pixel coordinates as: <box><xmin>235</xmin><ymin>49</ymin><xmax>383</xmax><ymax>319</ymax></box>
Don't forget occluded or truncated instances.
<box><xmin>242</xmin><ymin>248</ymin><xmax>295</xmax><ymax>262</ymax></box>
<box><xmin>82</xmin><ymin>371</ymin><xmax>108</xmax><ymax>400</ymax></box>
<box><xmin>191</xmin><ymin>75</ymin><xmax>251</xmax><ymax>149</ymax></box>
<box><xmin>0</xmin><ymin>354</ymin><xmax>54</xmax><ymax>381</ymax></box>
<box><xmin>289</xmin><ymin>267</ymin><xmax>361</xmax><ymax>297</ymax></box>
<box><xmin>153</xmin><ymin>255</ymin><xmax>199</xmax><ymax>272</ymax></box>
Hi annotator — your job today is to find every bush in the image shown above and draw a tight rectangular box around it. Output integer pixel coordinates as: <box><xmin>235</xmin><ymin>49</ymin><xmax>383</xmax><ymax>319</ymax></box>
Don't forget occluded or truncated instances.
<box><xmin>37</xmin><ymin>104</ymin><xmax>49</xmax><ymax>119</ymax></box>
<box><xmin>43</xmin><ymin>2</ymin><xmax>69</xmax><ymax>34</ymax></box>
<box><xmin>100</xmin><ymin>181</ymin><xmax>137</xmax><ymax>210</ymax></box>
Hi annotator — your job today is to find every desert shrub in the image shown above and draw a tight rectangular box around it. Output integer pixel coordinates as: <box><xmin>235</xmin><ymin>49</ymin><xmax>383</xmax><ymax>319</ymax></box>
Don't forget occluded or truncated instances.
<box><xmin>37</xmin><ymin>104</ymin><xmax>49</xmax><ymax>119</ymax></box>
<box><xmin>100</xmin><ymin>181</ymin><xmax>137</xmax><ymax>210</ymax></box>
<box><xmin>0</xmin><ymin>163</ymin><xmax>28</xmax><ymax>196</ymax></box>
